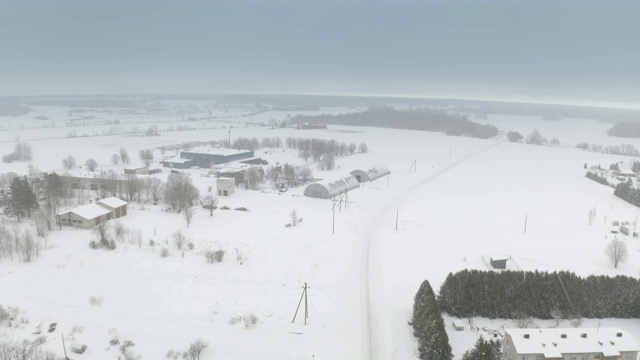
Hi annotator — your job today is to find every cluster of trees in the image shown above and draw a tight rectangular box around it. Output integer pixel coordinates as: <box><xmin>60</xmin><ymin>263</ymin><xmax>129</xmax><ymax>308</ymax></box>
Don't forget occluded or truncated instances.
<box><xmin>0</xmin><ymin>176</ymin><xmax>39</xmax><ymax>222</ymax></box>
<box><xmin>2</xmin><ymin>142</ymin><xmax>33</xmax><ymax>163</ymax></box>
<box><xmin>111</xmin><ymin>148</ymin><xmax>131</xmax><ymax>165</ymax></box>
<box><xmin>508</xmin><ymin>129</ymin><xmax>560</xmax><ymax>145</ymax></box>
<box><xmin>411</xmin><ymin>280</ymin><xmax>453</xmax><ymax>360</ymax></box>
<box><xmin>0</xmin><ymin>338</ymin><xmax>62</xmax><ymax>360</ymax></box>
<box><xmin>164</xmin><ymin>172</ymin><xmax>200</xmax><ymax>213</ymax></box>
<box><xmin>461</xmin><ymin>337</ymin><xmax>502</xmax><ymax>360</ymax></box>
<box><xmin>607</xmin><ymin>122</ymin><xmax>640</xmax><ymax>138</ymax></box>
<box><xmin>576</xmin><ymin>142</ymin><xmax>640</xmax><ymax>157</ymax></box>
<box><xmin>290</xmin><ymin>107</ymin><xmax>499</xmax><ymax>139</ymax></box>
<box><xmin>506</xmin><ymin>131</ymin><xmax>523</xmax><ymax>142</ymax></box>
<box><xmin>614</xmin><ymin>180</ymin><xmax>640</xmax><ymax>208</ymax></box>
<box><xmin>438</xmin><ymin>270</ymin><xmax>640</xmax><ymax>320</ymax></box>
<box><xmin>244</xmin><ymin>163</ymin><xmax>313</xmax><ymax>189</ymax></box>
<box><xmin>145</xmin><ymin>125</ymin><xmax>160</xmax><ymax>136</ymax></box>
<box><xmin>585</xmin><ymin>171</ymin><xmax>610</xmax><ymax>186</ymax></box>
<box><xmin>0</xmin><ymin>226</ymin><xmax>41</xmax><ymax>263</ymax></box>
<box><xmin>230</xmin><ymin>136</ymin><xmax>282</xmax><ymax>151</ymax></box>
<box><xmin>286</xmin><ymin>137</ymin><xmax>367</xmax><ymax>164</ymax></box>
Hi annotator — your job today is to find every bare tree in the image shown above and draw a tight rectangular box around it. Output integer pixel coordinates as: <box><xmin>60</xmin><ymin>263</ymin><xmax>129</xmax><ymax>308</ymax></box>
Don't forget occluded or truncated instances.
<box><xmin>605</xmin><ymin>238</ymin><xmax>629</xmax><ymax>268</ymax></box>
<box><xmin>119</xmin><ymin>148</ymin><xmax>130</xmax><ymax>165</ymax></box>
<box><xmin>183</xmin><ymin>206</ymin><xmax>195</xmax><ymax>227</ymax></box>
<box><xmin>296</xmin><ymin>167</ymin><xmax>313</xmax><ymax>184</ymax></box>
<box><xmin>19</xmin><ymin>230</ymin><xmax>37</xmax><ymax>262</ymax></box>
<box><xmin>85</xmin><ymin>158</ymin><xmax>98</xmax><ymax>172</ymax></box>
<box><xmin>202</xmin><ymin>195</ymin><xmax>218</xmax><ymax>216</ymax></box>
<box><xmin>164</xmin><ymin>172</ymin><xmax>199</xmax><ymax>213</ymax></box>
<box><xmin>146</xmin><ymin>178</ymin><xmax>164</xmax><ymax>204</ymax></box>
<box><xmin>244</xmin><ymin>167</ymin><xmax>261</xmax><ymax>190</ymax></box>
<box><xmin>290</xmin><ymin>209</ymin><xmax>299</xmax><ymax>227</ymax></box>
<box><xmin>62</xmin><ymin>155</ymin><xmax>76</xmax><ymax>170</ymax></box>
<box><xmin>318</xmin><ymin>153</ymin><xmax>335</xmax><ymax>171</ymax></box>
<box><xmin>185</xmin><ymin>339</ymin><xmax>209</xmax><ymax>360</ymax></box>
<box><xmin>111</xmin><ymin>153</ymin><xmax>120</xmax><ymax>165</ymax></box>
<box><xmin>138</xmin><ymin>149</ymin><xmax>154</xmax><ymax>167</ymax></box>
<box><xmin>172</xmin><ymin>230</ymin><xmax>186</xmax><ymax>250</ymax></box>
<box><xmin>358</xmin><ymin>142</ymin><xmax>369</xmax><ymax>153</ymax></box>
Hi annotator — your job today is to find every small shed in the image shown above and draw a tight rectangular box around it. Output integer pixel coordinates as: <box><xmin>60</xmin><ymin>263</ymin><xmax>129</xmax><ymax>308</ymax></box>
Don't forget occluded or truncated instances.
<box><xmin>350</xmin><ymin>165</ymin><xmax>390</xmax><ymax>183</ymax></box>
<box><xmin>490</xmin><ymin>256</ymin><xmax>509</xmax><ymax>269</ymax></box>
<box><xmin>217</xmin><ymin>177</ymin><xmax>235</xmax><ymax>196</ymax></box>
<box><xmin>97</xmin><ymin>197</ymin><xmax>128</xmax><ymax>218</ymax></box>
<box><xmin>452</xmin><ymin>320</ymin><xmax>465</xmax><ymax>331</ymax></box>
<box><xmin>303</xmin><ymin>175</ymin><xmax>360</xmax><ymax>199</ymax></box>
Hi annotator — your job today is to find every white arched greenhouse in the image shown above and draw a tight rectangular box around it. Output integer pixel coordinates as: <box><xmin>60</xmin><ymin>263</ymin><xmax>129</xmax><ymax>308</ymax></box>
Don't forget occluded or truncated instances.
<box><xmin>350</xmin><ymin>165</ymin><xmax>390</xmax><ymax>183</ymax></box>
<box><xmin>303</xmin><ymin>175</ymin><xmax>360</xmax><ymax>199</ymax></box>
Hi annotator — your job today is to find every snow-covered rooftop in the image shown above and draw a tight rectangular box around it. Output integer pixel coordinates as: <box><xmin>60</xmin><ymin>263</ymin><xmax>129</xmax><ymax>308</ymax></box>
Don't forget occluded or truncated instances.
<box><xmin>161</xmin><ymin>157</ymin><xmax>193</xmax><ymax>164</ymax></box>
<box><xmin>182</xmin><ymin>147</ymin><xmax>252</xmax><ymax>156</ymax></box>
<box><xmin>97</xmin><ymin>197</ymin><xmax>128</xmax><ymax>209</ymax></box>
<box><xmin>505</xmin><ymin>327</ymin><xmax>640</xmax><ymax>358</ymax></box>
<box><xmin>59</xmin><ymin>203</ymin><xmax>112</xmax><ymax>220</ymax></box>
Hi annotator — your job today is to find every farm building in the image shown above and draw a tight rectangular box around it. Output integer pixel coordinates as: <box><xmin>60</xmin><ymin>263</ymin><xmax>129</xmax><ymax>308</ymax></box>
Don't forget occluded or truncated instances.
<box><xmin>217</xmin><ymin>177</ymin><xmax>235</xmax><ymax>196</ymax></box>
<box><xmin>490</xmin><ymin>256</ymin><xmax>509</xmax><ymax>269</ymax></box>
<box><xmin>160</xmin><ymin>157</ymin><xmax>195</xmax><ymax>169</ymax></box>
<box><xmin>180</xmin><ymin>148</ymin><xmax>254</xmax><ymax>168</ymax></box>
<box><xmin>350</xmin><ymin>165</ymin><xmax>390</xmax><ymax>183</ymax></box>
<box><xmin>503</xmin><ymin>327</ymin><xmax>639</xmax><ymax>360</ymax></box>
<box><xmin>57</xmin><ymin>197</ymin><xmax>128</xmax><ymax>229</ymax></box>
<box><xmin>124</xmin><ymin>166</ymin><xmax>161</xmax><ymax>175</ymax></box>
<box><xmin>303</xmin><ymin>175</ymin><xmax>360</xmax><ymax>199</ymax></box>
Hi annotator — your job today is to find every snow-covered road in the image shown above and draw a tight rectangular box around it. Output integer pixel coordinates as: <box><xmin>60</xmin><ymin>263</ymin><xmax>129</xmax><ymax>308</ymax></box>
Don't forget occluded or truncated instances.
<box><xmin>361</xmin><ymin>138</ymin><xmax>505</xmax><ymax>360</ymax></box>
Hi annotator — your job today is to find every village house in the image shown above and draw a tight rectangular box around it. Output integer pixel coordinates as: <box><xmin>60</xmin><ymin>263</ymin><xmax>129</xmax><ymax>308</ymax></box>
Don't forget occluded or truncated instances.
<box><xmin>503</xmin><ymin>327</ymin><xmax>640</xmax><ymax>360</ymax></box>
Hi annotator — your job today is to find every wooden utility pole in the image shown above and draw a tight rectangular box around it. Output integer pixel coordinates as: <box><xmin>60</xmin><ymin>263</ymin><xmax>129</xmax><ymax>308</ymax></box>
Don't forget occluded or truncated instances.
<box><xmin>524</xmin><ymin>212</ymin><xmax>528</xmax><ymax>234</ymax></box>
<box><xmin>395</xmin><ymin>209</ymin><xmax>399</xmax><ymax>231</ymax></box>
<box><xmin>634</xmin><ymin>213</ymin><xmax>638</xmax><ymax>236</ymax></box>
<box><xmin>292</xmin><ymin>283</ymin><xmax>310</xmax><ymax>325</ymax></box>
<box><xmin>61</xmin><ymin>333</ymin><xmax>68</xmax><ymax>360</ymax></box>
<box><xmin>386</xmin><ymin>174</ymin><xmax>389</xmax><ymax>188</ymax></box>
<box><xmin>228</xmin><ymin>129</ymin><xmax>231</xmax><ymax>148</ymax></box>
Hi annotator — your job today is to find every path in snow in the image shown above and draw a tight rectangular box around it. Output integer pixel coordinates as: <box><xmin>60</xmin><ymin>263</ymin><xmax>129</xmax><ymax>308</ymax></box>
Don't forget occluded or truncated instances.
<box><xmin>361</xmin><ymin>138</ymin><xmax>506</xmax><ymax>360</ymax></box>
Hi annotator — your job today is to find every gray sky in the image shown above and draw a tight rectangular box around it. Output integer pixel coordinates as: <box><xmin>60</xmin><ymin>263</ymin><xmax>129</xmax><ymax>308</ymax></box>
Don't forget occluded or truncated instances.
<box><xmin>1</xmin><ymin>1</ymin><xmax>639</xmax><ymax>107</ymax></box>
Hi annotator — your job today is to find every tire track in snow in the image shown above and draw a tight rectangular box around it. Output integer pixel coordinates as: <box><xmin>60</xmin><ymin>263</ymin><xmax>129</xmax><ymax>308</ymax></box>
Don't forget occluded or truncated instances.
<box><xmin>361</xmin><ymin>138</ymin><xmax>505</xmax><ymax>360</ymax></box>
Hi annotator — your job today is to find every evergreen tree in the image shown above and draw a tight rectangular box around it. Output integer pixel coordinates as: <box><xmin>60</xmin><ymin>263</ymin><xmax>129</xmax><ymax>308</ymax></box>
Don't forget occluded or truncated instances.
<box><xmin>412</xmin><ymin>280</ymin><xmax>453</xmax><ymax>360</ymax></box>
<box><xmin>461</xmin><ymin>337</ymin><xmax>502</xmax><ymax>360</ymax></box>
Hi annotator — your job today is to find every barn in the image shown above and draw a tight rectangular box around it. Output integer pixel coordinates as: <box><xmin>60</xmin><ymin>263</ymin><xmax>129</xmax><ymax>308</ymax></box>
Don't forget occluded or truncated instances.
<box><xmin>350</xmin><ymin>165</ymin><xmax>390</xmax><ymax>183</ymax></box>
<box><xmin>303</xmin><ymin>175</ymin><xmax>360</xmax><ymax>199</ymax></box>
<box><xmin>57</xmin><ymin>197</ymin><xmax>129</xmax><ymax>229</ymax></box>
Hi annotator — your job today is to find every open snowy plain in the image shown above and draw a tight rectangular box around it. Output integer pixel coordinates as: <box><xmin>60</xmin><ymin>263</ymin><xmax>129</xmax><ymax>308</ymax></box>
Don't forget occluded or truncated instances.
<box><xmin>1</xmin><ymin>104</ymin><xmax>639</xmax><ymax>359</ymax></box>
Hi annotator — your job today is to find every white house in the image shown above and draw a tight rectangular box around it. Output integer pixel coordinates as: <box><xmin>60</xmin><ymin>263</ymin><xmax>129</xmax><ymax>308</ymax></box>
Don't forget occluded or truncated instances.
<box><xmin>503</xmin><ymin>327</ymin><xmax>640</xmax><ymax>360</ymax></box>
<box><xmin>216</xmin><ymin>177</ymin><xmax>235</xmax><ymax>196</ymax></box>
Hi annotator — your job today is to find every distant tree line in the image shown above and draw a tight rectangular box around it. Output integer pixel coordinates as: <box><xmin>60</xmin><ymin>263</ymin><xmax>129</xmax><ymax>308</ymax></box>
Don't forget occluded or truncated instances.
<box><xmin>576</xmin><ymin>142</ymin><xmax>640</xmax><ymax>157</ymax></box>
<box><xmin>608</xmin><ymin>122</ymin><xmax>640</xmax><ymax>138</ymax></box>
<box><xmin>438</xmin><ymin>270</ymin><xmax>640</xmax><ymax>320</ymax></box>
<box><xmin>585</xmin><ymin>171</ymin><xmax>611</xmax><ymax>186</ymax></box>
<box><xmin>412</xmin><ymin>280</ymin><xmax>453</xmax><ymax>360</ymax></box>
<box><xmin>290</xmin><ymin>107</ymin><xmax>499</xmax><ymax>139</ymax></box>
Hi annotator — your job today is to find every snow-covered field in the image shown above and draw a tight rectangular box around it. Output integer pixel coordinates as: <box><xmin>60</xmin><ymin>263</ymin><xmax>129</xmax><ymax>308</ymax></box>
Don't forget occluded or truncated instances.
<box><xmin>0</xmin><ymin>103</ymin><xmax>639</xmax><ymax>359</ymax></box>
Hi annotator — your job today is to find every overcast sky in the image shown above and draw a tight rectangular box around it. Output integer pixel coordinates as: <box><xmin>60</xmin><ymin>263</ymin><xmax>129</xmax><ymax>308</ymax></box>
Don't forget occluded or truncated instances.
<box><xmin>1</xmin><ymin>1</ymin><xmax>639</xmax><ymax>107</ymax></box>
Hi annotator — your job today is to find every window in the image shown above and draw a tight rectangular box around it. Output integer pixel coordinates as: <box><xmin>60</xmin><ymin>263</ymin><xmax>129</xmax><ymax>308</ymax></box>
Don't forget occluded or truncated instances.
<box><xmin>90</xmin><ymin>184</ymin><xmax>97</xmax><ymax>190</ymax></box>
<box><xmin>521</xmin><ymin>356</ymin><xmax>528</xmax><ymax>360</ymax></box>
<box><xmin>71</xmin><ymin>182</ymin><xmax>79</xmax><ymax>189</ymax></box>
<box><xmin>594</xmin><ymin>355</ymin><xmax>601</xmax><ymax>359</ymax></box>
<box><xmin>570</xmin><ymin>356</ymin><xmax>577</xmax><ymax>360</ymax></box>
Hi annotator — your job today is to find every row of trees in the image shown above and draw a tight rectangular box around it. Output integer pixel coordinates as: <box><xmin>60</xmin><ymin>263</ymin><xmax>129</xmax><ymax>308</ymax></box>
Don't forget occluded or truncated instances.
<box><xmin>576</xmin><ymin>142</ymin><xmax>640</xmax><ymax>157</ymax></box>
<box><xmin>438</xmin><ymin>270</ymin><xmax>640</xmax><ymax>320</ymax></box>
<box><xmin>585</xmin><ymin>171</ymin><xmax>611</xmax><ymax>186</ymax></box>
<box><xmin>290</xmin><ymin>107</ymin><xmax>499</xmax><ymax>139</ymax></box>
<box><xmin>412</xmin><ymin>280</ymin><xmax>453</xmax><ymax>360</ymax></box>
<box><xmin>508</xmin><ymin>129</ymin><xmax>559</xmax><ymax>145</ymax></box>
<box><xmin>0</xmin><ymin>226</ymin><xmax>42</xmax><ymax>262</ymax></box>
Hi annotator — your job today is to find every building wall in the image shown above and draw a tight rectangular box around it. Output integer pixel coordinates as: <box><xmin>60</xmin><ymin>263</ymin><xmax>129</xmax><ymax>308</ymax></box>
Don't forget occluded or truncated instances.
<box><xmin>502</xmin><ymin>334</ymin><xmax>638</xmax><ymax>360</ymax></box>
<box><xmin>216</xmin><ymin>179</ymin><xmax>235</xmax><ymax>196</ymax></box>
<box><xmin>59</xmin><ymin>212</ymin><xmax>105</xmax><ymax>229</ymax></box>
<box><xmin>181</xmin><ymin>150</ymin><xmax>254</xmax><ymax>167</ymax></box>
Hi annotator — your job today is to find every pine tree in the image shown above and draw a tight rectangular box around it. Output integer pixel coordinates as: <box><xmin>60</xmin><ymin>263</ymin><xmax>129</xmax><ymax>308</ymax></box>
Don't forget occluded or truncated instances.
<box><xmin>412</xmin><ymin>280</ymin><xmax>453</xmax><ymax>360</ymax></box>
<box><xmin>461</xmin><ymin>337</ymin><xmax>502</xmax><ymax>360</ymax></box>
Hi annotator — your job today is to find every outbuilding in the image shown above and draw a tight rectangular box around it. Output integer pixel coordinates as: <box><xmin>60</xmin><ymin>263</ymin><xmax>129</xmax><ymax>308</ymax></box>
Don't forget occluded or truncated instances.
<box><xmin>57</xmin><ymin>197</ymin><xmax>129</xmax><ymax>229</ymax></box>
<box><xmin>217</xmin><ymin>177</ymin><xmax>235</xmax><ymax>196</ymax></box>
<box><xmin>490</xmin><ymin>256</ymin><xmax>509</xmax><ymax>269</ymax></box>
<box><xmin>303</xmin><ymin>175</ymin><xmax>360</xmax><ymax>199</ymax></box>
<box><xmin>350</xmin><ymin>165</ymin><xmax>390</xmax><ymax>183</ymax></box>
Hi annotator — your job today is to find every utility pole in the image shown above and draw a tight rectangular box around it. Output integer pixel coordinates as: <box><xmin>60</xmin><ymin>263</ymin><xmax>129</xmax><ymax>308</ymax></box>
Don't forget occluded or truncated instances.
<box><xmin>524</xmin><ymin>212</ymin><xmax>528</xmax><ymax>234</ymax></box>
<box><xmin>61</xmin><ymin>333</ymin><xmax>68</xmax><ymax>360</ymax></box>
<box><xmin>634</xmin><ymin>213</ymin><xmax>638</xmax><ymax>237</ymax></box>
<box><xmin>395</xmin><ymin>209</ymin><xmax>399</xmax><ymax>231</ymax></box>
<box><xmin>292</xmin><ymin>282</ymin><xmax>310</xmax><ymax>325</ymax></box>
<box><xmin>228</xmin><ymin>129</ymin><xmax>231</xmax><ymax>148</ymax></box>
<box><xmin>332</xmin><ymin>207</ymin><xmax>335</xmax><ymax>234</ymax></box>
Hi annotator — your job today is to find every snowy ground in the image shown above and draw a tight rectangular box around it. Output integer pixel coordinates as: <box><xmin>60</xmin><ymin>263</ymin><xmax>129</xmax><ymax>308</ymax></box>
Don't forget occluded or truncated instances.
<box><xmin>0</xmin><ymin>104</ymin><xmax>639</xmax><ymax>359</ymax></box>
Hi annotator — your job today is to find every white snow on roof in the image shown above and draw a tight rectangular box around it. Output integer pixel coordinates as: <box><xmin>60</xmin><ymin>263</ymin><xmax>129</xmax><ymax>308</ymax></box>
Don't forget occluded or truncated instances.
<box><xmin>97</xmin><ymin>197</ymin><xmax>128</xmax><ymax>209</ymax></box>
<box><xmin>505</xmin><ymin>327</ymin><xmax>640</xmax><ymax>358</ymax></box>
<box><xmin>490</xmin><ymin>255</ymin><xmax>509</xmax><ymax>261</ymax></box>
<box><xmin>182</xmin><ymin>147</ymin><xmax>252</xmax><ymax>156</ymax></box>
<box><xmin>162</xmin><ymin>157</ymin><xmax>193</xmax><ymax>164</ymax></box>
<box><xmin>59</xmin><ymin>203</ymin><xmax>112</xmax><ymax>220</ymax></box>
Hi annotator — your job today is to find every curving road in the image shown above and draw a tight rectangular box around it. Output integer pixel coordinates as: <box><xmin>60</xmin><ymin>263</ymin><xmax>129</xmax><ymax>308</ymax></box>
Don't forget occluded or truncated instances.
<box><xmin>360</xmin><ymin>138</ymin><xmax>505</xmax><ymax>359</ymax></box>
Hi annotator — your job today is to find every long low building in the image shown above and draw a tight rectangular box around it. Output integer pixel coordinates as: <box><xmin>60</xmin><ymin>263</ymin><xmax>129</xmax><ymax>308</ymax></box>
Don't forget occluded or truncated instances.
<box><xmin>503</xmin><ymin>327</ymin><xmax>640</xmax><ymax>360</ymax></box>
<box><xmin>350</xmin><ymin>165</ymin><xmax>390</xmax><ymax>183</ymax></box>
<box><xmin>58</xmin><ymin>197</ymin><xmax>128</xmax><ymax>228</ymax></box>
<box><xmin>303</xmin><ymin>175</ymin><xmax>360</xmax><ymax>199</ymax></box>
<box><xmin>162</xmin><ymin>147</ymin><xmax>255</xmax><ymax>169</ymax></box>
